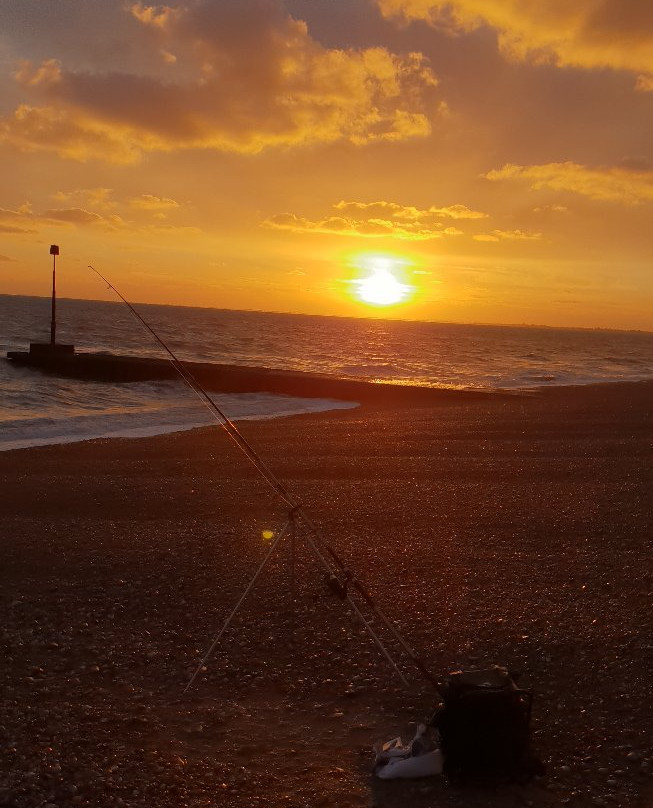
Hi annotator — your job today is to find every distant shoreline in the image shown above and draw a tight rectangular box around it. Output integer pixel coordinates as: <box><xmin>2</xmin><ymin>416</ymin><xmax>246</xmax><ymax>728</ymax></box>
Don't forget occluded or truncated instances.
<box><xmin>3</xmin><ymin>292</ymin><xmax>652</xmax><ymax>334</ymax></box>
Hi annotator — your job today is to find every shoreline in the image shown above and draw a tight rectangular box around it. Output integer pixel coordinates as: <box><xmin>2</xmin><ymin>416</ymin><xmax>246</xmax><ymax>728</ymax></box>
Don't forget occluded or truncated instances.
<box><xmin>2</xmin><ymin>376</ymin><xmax>652</xmax><ymax>455</ymax></box>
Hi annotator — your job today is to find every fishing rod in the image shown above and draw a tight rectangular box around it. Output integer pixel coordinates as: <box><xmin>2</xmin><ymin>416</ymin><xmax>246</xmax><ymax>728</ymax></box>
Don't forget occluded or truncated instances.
<box><xmin>90</xmin><ymin>266</ymin><xmax>440</xmax><ymax>692</ymax></box>
<box><xmin>88</xmin><ymin>266</ymin><xmax>295</xmax><ymax>508</ymax></box>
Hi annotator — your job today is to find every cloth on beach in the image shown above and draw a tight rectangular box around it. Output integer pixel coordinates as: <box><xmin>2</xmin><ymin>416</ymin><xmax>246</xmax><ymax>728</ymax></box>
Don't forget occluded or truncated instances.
<box><xmin>430</xmin><ymin>666</ymin><xmax>541</xmax><ymax>781</ymax></box>
<box><xmin>373</xmin><ymin>724</ymin><xmax>444</xmax><ymax>779</ymax></box>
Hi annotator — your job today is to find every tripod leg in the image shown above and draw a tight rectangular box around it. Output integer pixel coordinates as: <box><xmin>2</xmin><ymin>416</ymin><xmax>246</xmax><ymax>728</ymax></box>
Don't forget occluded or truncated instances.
<box><xmin>288</xmin><ymin>519</ymin><xmax>297</xmax><ymax>642</ymax></box>
<box><xmin>183</xmin><ymin>518</ymin><xmax>291</xmax><ymax>693</ymax></box>
<box><xmin>302</xmin><ymin>530</ymin><xmax>410</xmax><ymax>688</ymax></box>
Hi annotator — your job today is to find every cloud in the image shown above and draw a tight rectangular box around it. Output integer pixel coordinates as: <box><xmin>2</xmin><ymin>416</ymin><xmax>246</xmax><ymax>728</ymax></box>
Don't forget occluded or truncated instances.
<box><xmin>485</xmin><ymin>162</ymin><xmax>653</xmax><ymax>203</ymax></box>
<box><xmin>53</xmin><ymin>188</ymin><xmax>117</xmax><ymax>210</ymax></box>
<box><xmin>473</xmin><ymin>229</ymin><xmax>541</xmax><ymax>242</ymax></box>
<box><xmin>532</xmin><ymin>204</ymin><xmax>568</xmax><ymax>213</ymax></box>
<box><xmin>129</xmin><ymin>194</ymin><xmax>180</xmax><ymax>210</ymax></box>
<box><xmin>333</xmin><ymin>200</ymin><xmax>487</xmax><ymax>219</ymax></box>
<box><xmin>0</xmin><ymin>202</ymin><xmax>118</xmax><ymax>233</ymax></box>
<box><xmin>0</xmin><ymin>205</ymin><xmax>39</xmax><ymax>234</ymax></box>
<box><xmin>13</xmin><ymin>58</ymin><xmax>62</xmax><ymax>87</ymax></box>
<box><xmin>263</xmin><ymin>198</ymin><xmax>485</xmax><ymax>239</ymax></box>
<box><xmin>376</xmin><ymin>0</ymin><xmax>653</xmax><ymax>85</ymax></box>
<box><xmin>0</xmin><ymin>253</ymin><xmax>17</xmax><ymax>261</ymax></box>
<box><xmin>494</xmin><ymin>229</ymin><xmax>542</xmax><ymax>240</ymax></box>
<box><xmin>0</xmin><ymin>223</ymin><xmax>36</xmax><ymax>234</ymax></box>
<box><xmin>129</xmin><ymin>3</ymin><xmax>180</xmax><ymax>29</ymax></box>
<box><xmin>0</xmin><ymin>104</ymin><xmax>146</xmax><ymax>164</ymax></box>
<box><xmin>0</xmin><ymin>1</ymin><xmax>440</xmax><ymax>162</ymax></box>
<box><xmin>472</xmin><ymin>233</ymin><xmax>500</xmax><ymax>243</ymax></box>
<box><xmin>636</xmin><ymin>74</ymin><xmax>653</xmax><ymax>91</ymax></box>
<box><xmin>0</xmin><ymin>189</ymin><xmax>192</xmax><ymax>239</ymax></box>
<box><xmin>263</xmin><ymin>212</ymin><xmax>446</xmax><ymax>240</ymax></box>
<box><xmin>40</xmin><ymin>208</ymin><xmax>104</xmax><ymax>224</ymax></box>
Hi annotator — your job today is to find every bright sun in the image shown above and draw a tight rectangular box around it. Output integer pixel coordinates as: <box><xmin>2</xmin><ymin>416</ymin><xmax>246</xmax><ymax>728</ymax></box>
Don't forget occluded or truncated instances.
<box><xmin>354</xmin><ymin>256</ymin><xmax>412</xmax><ymax>306</ymax></box>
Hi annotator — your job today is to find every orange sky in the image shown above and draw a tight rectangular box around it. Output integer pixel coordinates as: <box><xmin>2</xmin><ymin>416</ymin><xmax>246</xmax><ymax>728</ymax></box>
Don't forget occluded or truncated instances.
<box><xmin>1</xmin><ymin>0</ymin><xmax>652</xmax><ymax>329</ymax></box>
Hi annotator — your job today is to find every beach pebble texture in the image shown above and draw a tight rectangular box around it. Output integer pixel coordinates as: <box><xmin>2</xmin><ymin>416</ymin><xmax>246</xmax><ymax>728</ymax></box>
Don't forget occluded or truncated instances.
<box><xmin>0</xmin><ymin>381</ymin><xmax>651</xmax><ymax>807</ymax></box>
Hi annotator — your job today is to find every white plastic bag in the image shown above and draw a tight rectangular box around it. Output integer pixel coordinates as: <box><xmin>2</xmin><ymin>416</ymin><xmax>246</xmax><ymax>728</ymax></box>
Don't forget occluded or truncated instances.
<box><xmin>375</xmin><ymin>748</ymin><xmax>444</xmax><ymax>779</ymax></box>
<box><xmin>373</xmin><ymin>724</ymin><xmax>443</xmax><ymax>779</ymax></box>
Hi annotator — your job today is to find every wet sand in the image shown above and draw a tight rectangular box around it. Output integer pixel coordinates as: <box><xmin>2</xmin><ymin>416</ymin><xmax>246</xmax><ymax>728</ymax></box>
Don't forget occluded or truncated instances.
<box><xmin>0</xmin><ymin>381</ymin><xmax>651</xmax><ymax>807</ymax></box>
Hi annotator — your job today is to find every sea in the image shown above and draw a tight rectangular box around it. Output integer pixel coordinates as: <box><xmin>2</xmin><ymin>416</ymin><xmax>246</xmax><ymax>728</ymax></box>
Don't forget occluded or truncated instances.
<box><xmin>2</xmin><ymin>294</ymin><xmax>652</xmax><ymax>452</ymax></box>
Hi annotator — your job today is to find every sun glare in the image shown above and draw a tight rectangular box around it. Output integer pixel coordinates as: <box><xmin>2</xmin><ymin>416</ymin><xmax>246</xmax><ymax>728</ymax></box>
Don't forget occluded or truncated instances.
<box><xmin>353</xmin><ymin>255</ymin><xmax>413</xmax><ymax>306</ymax></box>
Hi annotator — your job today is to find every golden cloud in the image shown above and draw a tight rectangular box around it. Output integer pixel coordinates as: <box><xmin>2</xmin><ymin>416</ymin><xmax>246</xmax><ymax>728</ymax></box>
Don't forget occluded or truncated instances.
<box><xmin>264</xmin><ymin>198</ymin><xmax>487</xmax><ymax>239</ymax></box>
<box><xmin>0</xmin><ymin>202</ymin><xmax>117</xmax><ymax>234</ymax></box>
<box><xmin>485</xmin><ymin>162</ymin><xmax>653</xmax><ymax>203</ymax></box>
<box><xmin>53</xmin><ymin>188</ymin><xmax>117</xmax><ymax>210</ymax></box>
<box><xmin>0</xmin><ymin>203</ymin><xmax>37</xmax><ymax>232</ymax></box>
<box><xmin>41</xmin><ymin>208</ymin><xmax>103</xmax><ymax>224</ymax></box>
<box><xmin>129</xmin><ymin>194</ymin><xmax>180</xmax><ymax>210</ymax></box>
<box><xmin>0</xmin><ymin>194</ymin><xmax>195</xmax><ymax>237</ymax></box>
<box><xmin>494</xmin><ymin>229</ymin><xmax>542</xmax><ymax>240</ymax></box>
<box><xmin>0</xmin><ymin>203</ymin><xmax>109</xmax><ymax>229</ymax></box>
<box><xmin>377</xmin><ymin>0</ymin><xmax>653</xmax><ymax>84</ymax></box>
<box><xmin>1</xmin><ymin>2</ymin><xmax>439</xmax><ymax>162</ymax></box>
<box><xmin>334</xmin><ymin>200</ymin><xmax>487</xmax><ymax>219</ymax></box>
<box><xmin>0</xmin><ymin>105</ymin><xmax>148</xmax><ymax>164</ymax></box>
<box><xmin>263</xmin><ymin>212</ymin><xmax>446</xmax><ymax>240</ymax></box>
<box><xmin>636</xmin><ymin>74</ymin><xmax>653</xmax><ymax>92</ymax></box>
<box><xmin>0</xmin><ymin>224</ymin><xmax>36</xmax><ymax>234</ymax></box>
<box><xmin>473</xmin><ymin>229</ymin><xmax>541</xmax><ymax>242</ymax></box>
<box><xmin>14</xmin><ymin>59</ymin><xmax>62</xmax><ymax>87</ymax></box>
<box><xmin>129</xmin><ymin>3</ymin><xmax>180</xmax><ymax>28</ymax></box>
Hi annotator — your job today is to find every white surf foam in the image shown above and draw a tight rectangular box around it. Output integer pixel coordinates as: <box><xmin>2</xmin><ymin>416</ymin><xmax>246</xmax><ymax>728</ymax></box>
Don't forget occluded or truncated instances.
<box><xmin>0</xmin><ymin>392</ymin><xmax>358</xmax><ymax>452</ymax></box>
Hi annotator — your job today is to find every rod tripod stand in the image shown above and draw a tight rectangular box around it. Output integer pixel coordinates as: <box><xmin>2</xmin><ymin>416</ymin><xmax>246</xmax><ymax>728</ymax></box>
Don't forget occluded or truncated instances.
<box><xmin>183</xmin><ymin>508</ymin><xmax>412</xmax><ymax>693</ymax></box>
<box><xmin>89</xmin><ymin>266</ymin><xmax>440</xmax><ymax>697</ymax></box>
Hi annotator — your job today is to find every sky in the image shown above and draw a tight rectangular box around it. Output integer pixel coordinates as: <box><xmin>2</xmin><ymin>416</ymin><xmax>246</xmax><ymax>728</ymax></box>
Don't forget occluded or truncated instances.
<box><xmin>0</xmin><ymin>0</ymin><xmax>652</xmax><ymax>329</ymax></box>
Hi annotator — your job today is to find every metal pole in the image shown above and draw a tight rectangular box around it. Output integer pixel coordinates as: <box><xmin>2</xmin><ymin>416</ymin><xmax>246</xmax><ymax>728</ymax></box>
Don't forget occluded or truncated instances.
<box><xmin>50</xmin><ymin>251</ymin><xmax>56</xmax><ymax>345</ymax></box>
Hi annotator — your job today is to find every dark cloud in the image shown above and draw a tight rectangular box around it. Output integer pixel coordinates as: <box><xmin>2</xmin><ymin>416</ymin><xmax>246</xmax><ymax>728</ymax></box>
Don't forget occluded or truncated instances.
<box><xmin>0</xmin><ymin>0</ymin><xmax>440</xmax><ymax>162</ymax></box>
<box><xmin>377</xmin><ymin>0</ymin><xmax>653</xmax><ymax>81</ymax></box>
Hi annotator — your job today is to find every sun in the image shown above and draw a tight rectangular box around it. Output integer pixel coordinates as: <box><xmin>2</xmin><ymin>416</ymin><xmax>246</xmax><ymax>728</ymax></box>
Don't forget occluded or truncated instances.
<box><xmin>353</xmin><ymin>255</ymin><xmax>412</xmax><ymax>306</ymax></box>
<box><xmin>358</xmin><ymin>267</ymin><xmax>407</xmax><ymax>305</ymax></box>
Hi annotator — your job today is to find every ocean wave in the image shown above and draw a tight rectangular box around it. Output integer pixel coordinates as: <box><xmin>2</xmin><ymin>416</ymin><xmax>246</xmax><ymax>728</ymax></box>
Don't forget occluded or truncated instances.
<box><xmin>600</xmin><ymin>355</ymin><xmax>647</xmax><ymax>366</ymax></box>
<box><xmin>0</xmin><ymin>392</ymin><xmax>357</xmax><ymax>452</ymax></box>
<box><xmin>337</xmin><ymin>363</ymin><xmax>405</xmax><ymax>378</ymax></box>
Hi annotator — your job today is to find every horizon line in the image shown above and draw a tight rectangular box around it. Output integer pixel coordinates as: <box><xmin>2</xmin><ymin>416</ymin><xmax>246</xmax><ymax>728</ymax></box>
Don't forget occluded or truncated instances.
<box><xmin>1</xmin><ymin>292</ymin><xmax>651</xmax><ymax>337</ymax></box>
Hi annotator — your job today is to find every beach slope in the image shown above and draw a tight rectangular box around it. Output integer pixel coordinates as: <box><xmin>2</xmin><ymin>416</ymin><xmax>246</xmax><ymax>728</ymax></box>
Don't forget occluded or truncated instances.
<box><xmin>0</xmin><ymin>381</ymin><xmax>651</xmax><ymax>807</ymax></box>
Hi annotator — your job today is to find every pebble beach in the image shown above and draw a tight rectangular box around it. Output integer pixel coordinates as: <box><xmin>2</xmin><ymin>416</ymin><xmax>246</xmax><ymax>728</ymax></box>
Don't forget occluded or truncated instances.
<box><xmin>1</xmin><ymin>380</ymin><xmax>651</xmax><ymax>808</ymax></box>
